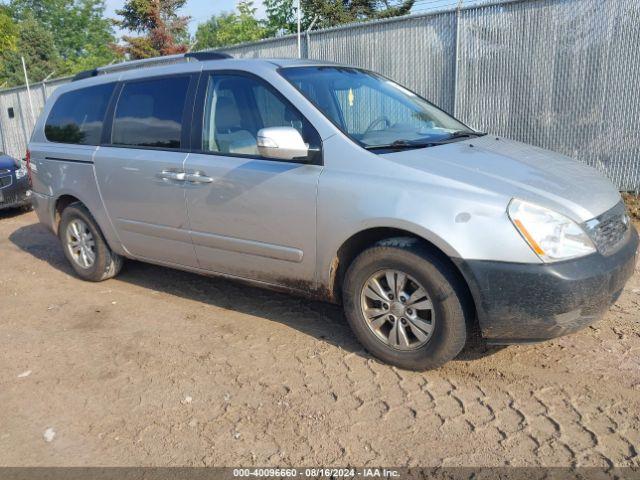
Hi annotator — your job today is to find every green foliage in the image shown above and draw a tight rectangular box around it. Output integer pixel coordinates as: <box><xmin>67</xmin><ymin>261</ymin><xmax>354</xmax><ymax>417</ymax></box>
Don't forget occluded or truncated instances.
<box><xmin>0</xmin><ymin>15</ymin><xmax>60</xmax><ymax>86</ymax></box>
<box><xmin>8</xmin><ymin>0</ymin><xmax>120</xmax><ymax>73</ymax></box>
<box><xmin>1</xmin><ymin>0</ymin><xmax>120</xmax><ymax>87</ymax></box>
<box><xmin>115</xmin><ymin>0</ymin><xmax>190</xmax><ymax>59</ymax></box>
<box><xmin>194</xmin><ymin>1</ymin><xmax>266</xmax><ymax>50</ymax></box>
<box><xmin>301</xmin><ymin>0</ymin><xmax>415</xmax><ymax>29</ymax></box>
<box><xmin>264</xmin><ymin>0</ymin><xmax>296</xmax><ymax>36</ymax></box>
<box><xmin>0</xmin><ymin>6</ymin><xmax>19</xmax><ymax>54</ymax></box>
<box><xmin>374</xmin><ymin>0</ymin><xmax>415</xmax><ymax>19</ymax></box>
<box><xmin>194</xmin><ymin>14</ymin><xmax>227</xmax><ymax>50</ymax></box>
<box><xmin>196</xmin><ymin>0</ymin><xmax>414</xmax><ymax>49</ymax></box>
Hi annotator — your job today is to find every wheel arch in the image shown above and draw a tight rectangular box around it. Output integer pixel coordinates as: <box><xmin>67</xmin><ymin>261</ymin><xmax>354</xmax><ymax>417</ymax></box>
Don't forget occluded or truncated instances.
<box><xmin>324</xmin><ymin>226</ymin><xmax>478</xmax><ymax>334</ymax></box>
<box><xmin>52</xmin><ymin>191</ymin><xmax>126</xmax><ymax>256</ymax></box>
<box><xmin>54</xmin><ymin>194</ymin><xmax>82</xmax><ymax>233</ymax></box>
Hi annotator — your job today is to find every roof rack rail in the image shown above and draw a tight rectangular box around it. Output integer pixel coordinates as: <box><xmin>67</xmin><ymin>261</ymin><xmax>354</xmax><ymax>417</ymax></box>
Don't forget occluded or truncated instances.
<box><xmin>72</xmin><ymin>68</ymin><xmax>98</xmax><ymax>81</ymax></box>
<box><xmin>185</xmin><ymin>51</ymin><xmax>232</xmax><ymax>61</ymax></box>
<box><xmin>72</xmin><ymin>51</ymin><xmax>232</xmax><ymax>82</ymax></box>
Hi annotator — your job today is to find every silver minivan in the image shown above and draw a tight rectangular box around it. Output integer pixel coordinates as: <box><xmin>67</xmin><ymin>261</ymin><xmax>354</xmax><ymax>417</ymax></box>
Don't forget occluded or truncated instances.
<box><xmin>28</xmin><ymin>53</ymin><xmax>638</xmax><ymax>370</ymax></box>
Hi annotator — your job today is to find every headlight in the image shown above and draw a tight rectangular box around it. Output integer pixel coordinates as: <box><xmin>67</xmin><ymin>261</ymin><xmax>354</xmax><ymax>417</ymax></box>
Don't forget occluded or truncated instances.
<box><xmin>15</xmin><ymin>163</ymin><xmax>28</xmax><ymax>180</ymax></box>
<box><xmin>508</xmin><ymin>199</ymin><xmax>596</xmax><ymax>262</ymax></box>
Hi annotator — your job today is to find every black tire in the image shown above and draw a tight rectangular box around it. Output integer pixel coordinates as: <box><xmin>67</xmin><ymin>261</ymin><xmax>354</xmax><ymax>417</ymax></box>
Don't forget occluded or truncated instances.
<box><xmin>58</xmin><ymin>203</ymin><xmax>123</xmax><ymax>282</ymax></box>
<box><xmin>342</xmin><ymin>237</ymin><xmax>469</xmax><ymax>370</ymax></box>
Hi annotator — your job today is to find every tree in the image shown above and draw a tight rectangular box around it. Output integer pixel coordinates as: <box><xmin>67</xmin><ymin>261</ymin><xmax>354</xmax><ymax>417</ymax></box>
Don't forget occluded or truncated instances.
<box><xmin>194</xmin><ymin>14</ymin><xmax>227</xmax><ymax>49</ymax></box>
<box><xmin>0</xmin><ymin>6</ymin><xmax>19</xmax><ymax>54</ymax></box>
<box><xmin>8</xmin><ymin>0</ymin><xmax>120</xmax><ymax>74</ymax></box>
<box><xmin>374</xmin><ymin>0</ymin><xmax>415</xmax><ymax>19</ymax></box>
<box><xmin>264</xmin><ymin>0</ymin><xmax>296</xmax><ymax>36</ymax></box>
<box><xmin>260</xmin><ymin>0</ymin><xmax>414</xmax><ymax>37</ymax></box>
<box><xmin>194</xmin><ymin>1</ymin><xmax>266</xmax><ymax>50</ymax></box>
<box><xmin>0</xmin><ymin>15</ymin><xmax>60</xmax><ymax>86</ymax></box>
<box><xmin>115</xmin><ymin>0</ymin><xmax>190</xmax><ymax>59</ymax></box>
<box><xmin>301</xmin><ymin>0</ymin><xmax>414</xmax><ymax>29</ymax></box>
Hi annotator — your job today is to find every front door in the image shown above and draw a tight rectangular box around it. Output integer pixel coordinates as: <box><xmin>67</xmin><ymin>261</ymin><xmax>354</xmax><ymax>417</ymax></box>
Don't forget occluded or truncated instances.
<box><xmin>94</xmin><ymin>74</ymin><xmax>198</xmax><ymax>267</ymax></box>
<box><xmin>184</xmin><ymin>71</ymin><xmax>323</xmax><ymax>286</ymax></box>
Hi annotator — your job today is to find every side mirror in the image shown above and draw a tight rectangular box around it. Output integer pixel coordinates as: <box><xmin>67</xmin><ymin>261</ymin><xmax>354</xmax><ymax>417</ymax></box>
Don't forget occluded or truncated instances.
<box><xmin>257</xmin><ymin>127</ymin><xmax>309</xmax><ymax>161</ymax></box>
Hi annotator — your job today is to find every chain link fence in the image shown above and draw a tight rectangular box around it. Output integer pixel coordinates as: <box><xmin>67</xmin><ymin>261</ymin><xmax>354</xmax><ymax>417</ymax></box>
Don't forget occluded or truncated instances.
<box><xmin>1</xmin><ymin>0</ymin><xmax>638</xmax><ymax>190</ymax></box>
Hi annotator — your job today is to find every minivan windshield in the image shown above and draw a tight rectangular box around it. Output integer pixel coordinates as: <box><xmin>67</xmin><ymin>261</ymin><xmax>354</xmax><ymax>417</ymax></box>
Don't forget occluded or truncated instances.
<box><xmin>280</xmin><ymin>66</ymin><xmax>482</xmax><ymax>150</ymax></box>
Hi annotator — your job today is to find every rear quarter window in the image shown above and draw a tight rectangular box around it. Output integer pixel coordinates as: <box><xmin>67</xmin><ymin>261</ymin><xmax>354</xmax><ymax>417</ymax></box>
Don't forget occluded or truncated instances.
<box><xmin>45</xmin><ymin>83</ymin><xmax>115</xmax><ymax>145</ymax></box>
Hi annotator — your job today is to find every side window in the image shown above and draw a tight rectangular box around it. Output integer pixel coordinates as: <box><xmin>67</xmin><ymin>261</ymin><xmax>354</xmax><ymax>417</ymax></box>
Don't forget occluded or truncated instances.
<box><xmin>111</xmin><ymin>76</ymin><xmax>190</xmax><ymax>149</ymax></box>
<box><xmin>202</xmin><ymin>73</ymin><xmax>319</xmax><ymax>158</ymax></box>
<box><xmin>45</xmin><ymin>83</ymin><xmax>115</xmax><ymax>145</ymax></box>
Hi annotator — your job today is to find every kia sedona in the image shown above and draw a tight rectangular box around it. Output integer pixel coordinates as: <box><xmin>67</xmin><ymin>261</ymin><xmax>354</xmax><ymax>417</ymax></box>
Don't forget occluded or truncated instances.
<box><xmin>27</xmin><ymin>53</ymin><xmax>638</xmax><ymax>370</ymax></box>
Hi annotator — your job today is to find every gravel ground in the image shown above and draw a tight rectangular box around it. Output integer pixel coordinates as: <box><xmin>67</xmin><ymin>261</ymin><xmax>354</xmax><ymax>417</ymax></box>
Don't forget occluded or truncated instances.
<box><xmin>1</xmin><ymin>209</ymin><xmax>639</xmax><ymax>467</ymax></box>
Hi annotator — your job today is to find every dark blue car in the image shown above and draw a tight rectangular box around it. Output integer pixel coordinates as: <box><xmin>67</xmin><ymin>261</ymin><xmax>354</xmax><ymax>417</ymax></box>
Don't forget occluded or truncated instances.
<box><xmin>0</xmin><ymin>152</ymin><xmax>31</xmax><ymax>211</ymax></box>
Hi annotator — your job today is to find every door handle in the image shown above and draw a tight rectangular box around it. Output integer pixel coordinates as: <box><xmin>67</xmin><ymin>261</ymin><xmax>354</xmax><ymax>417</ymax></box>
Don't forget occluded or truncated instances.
<box><xmin>185</xmin><ymin>172</ymin><xmax>214</xmax><ymax>184</ymax></box>
<box><xmin>156</xmin><ymin>170</ymin><xmax>186</xmax><ymax>181</ymax></box>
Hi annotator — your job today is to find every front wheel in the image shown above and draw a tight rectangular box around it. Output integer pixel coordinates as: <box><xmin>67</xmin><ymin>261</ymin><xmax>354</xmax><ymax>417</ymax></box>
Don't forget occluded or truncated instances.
<box><xmin>342</xmin><ymin>238</ymin><xmax>469</xmax><ymax>370</ymax></box>
<box><xmin>59</xmin><ymin>203</ymin><xmax>123</xmax><ymax>282</ymax></box>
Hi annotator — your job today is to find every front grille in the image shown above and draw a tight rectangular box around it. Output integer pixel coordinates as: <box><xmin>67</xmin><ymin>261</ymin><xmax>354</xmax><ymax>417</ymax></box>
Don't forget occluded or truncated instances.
<box><xmin>584</xmin><ymin>201</ymin><xmax>630</xmax><ymax>255</ymax></box>
<box><xmin>0</xmin><ymin>175</ymin><xmax>12</xmax><ymax>188</ymax></box>
<box><xmin>0</xmin><ymin>191</ymin><xmax>19</xmax><ymax>206</ymax></box>
<box><xmin>0</xmin><ymin>168</ymin><xmax>10</xmax><ymax>175</ymax></box>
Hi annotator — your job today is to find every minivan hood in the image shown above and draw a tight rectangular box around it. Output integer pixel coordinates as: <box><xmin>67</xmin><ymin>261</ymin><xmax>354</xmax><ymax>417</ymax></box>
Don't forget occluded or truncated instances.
<box><xmin>384</xmin><ymin>136</ymin><xmax>621</xmax><ymax>222</ymax></box>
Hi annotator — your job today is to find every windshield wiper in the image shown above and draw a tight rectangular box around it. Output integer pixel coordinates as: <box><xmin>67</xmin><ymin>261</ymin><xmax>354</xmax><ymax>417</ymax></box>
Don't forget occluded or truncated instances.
<box><xmin>364</xmin><ymin>131</ymin><xmax>487</xmax><ymax>151</ymax></box>
<box><xmin>444</xmin><ymin>130</ymin><xmax>486</xmax><ymax>139</ymax></box>
<box><xmin>416</xmin><ymin>130</ymin><xmax>487</xmax><ymax>146</ymax></box>
<box><xmin>364</xmin><ymin>139</ymin><xmax>436</xmax><ymax>151</ymax></box>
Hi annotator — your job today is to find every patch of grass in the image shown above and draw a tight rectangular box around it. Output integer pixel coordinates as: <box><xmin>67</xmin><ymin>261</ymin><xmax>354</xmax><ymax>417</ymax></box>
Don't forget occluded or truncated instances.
<box><xmin>622</xmin><ymin>192</ymin><xmax>640</xmax><ymax>221</ymax></box>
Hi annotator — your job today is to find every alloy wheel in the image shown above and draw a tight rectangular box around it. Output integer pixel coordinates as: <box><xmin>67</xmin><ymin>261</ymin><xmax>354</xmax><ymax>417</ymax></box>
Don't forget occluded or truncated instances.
<box><xmin>65</xmin><ymin>218</ymin><xmax>96</xmax><ymax>269</ymax></box>
<box><xmin>360</xmin><ymin>269</ymin><xmax>435</xmax><ymax>350</ymax></box>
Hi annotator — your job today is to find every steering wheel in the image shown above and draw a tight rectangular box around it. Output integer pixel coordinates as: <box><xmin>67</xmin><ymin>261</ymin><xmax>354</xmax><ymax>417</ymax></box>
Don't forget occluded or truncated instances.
<box><xmin>363</xmin><ymin>116</ymin><xmax>391</xmax><ymax>135</ymax></box>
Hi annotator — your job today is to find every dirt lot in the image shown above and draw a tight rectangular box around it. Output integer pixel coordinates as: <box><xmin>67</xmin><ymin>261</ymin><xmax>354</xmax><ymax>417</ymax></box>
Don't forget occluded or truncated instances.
<box><xmin>1</xmin><ymin>209</ymin><xmax>639</xmax><ymax>467</ymax></box>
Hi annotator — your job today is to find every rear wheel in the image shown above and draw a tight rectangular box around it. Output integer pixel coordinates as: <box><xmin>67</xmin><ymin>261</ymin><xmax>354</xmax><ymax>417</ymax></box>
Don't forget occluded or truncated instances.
<box><xmin>342</xmin><ymin>237</ymin><xmax>469</xmax><ymax>370</ymax></box>
<box><xmin>59</xmin><ymin>203</ymin><xmax>123</xmax><ymax>281</ymax></box>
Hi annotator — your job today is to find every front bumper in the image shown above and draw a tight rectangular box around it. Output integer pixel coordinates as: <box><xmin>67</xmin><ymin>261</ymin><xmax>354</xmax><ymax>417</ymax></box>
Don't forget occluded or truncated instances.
<box><xmin>454</xmin><ymin>226</ymin><xmax>638</xmax><ymax>343</ymax></box>
<box><xmin>0</xmin><ymin>173</ymin><xmax>31</xmax><ymax>210</ymax></box>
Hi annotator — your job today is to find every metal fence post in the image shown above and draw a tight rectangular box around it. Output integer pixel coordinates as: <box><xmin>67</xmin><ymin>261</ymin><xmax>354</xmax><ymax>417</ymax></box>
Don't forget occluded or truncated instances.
<box><xmin>16</xmin><ymin>92</ymin><xmax>30</xmax><ymax>157</ymax></box>
<box><xmin>304</xmin><ymin>32</ymin><xmax>309</xmax><ymax>59</ymax></box>
<box><xmin>452</xmin><ymin>0</ymin><xmax>462</xmax><ymax>118</ymax></box>
<box><xmin>0</xmin><ymin>111</ymin><xmax>7</xmax><ymax>154</ymax></box>
<box><xmin>304</xmin><ymin>16</ymin><xmax>318</xmax><ymax>59</ymax></box>
<box><xmin>21</xmin><ymin>56</ymin><xmax>36</xmax><ymax>126</ymax></box>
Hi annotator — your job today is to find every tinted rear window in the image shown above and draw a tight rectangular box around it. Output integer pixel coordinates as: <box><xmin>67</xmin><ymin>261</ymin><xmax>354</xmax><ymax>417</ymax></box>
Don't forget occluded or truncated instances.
<box><xmin>111</xmin><ymin>76</ymin><xmax>190</xmax><ymax>149</ymax></box>
<box><xmin>45</xmin><ymin>83</ymin><xmax>115</xmax><ymax>145</ymax></box>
